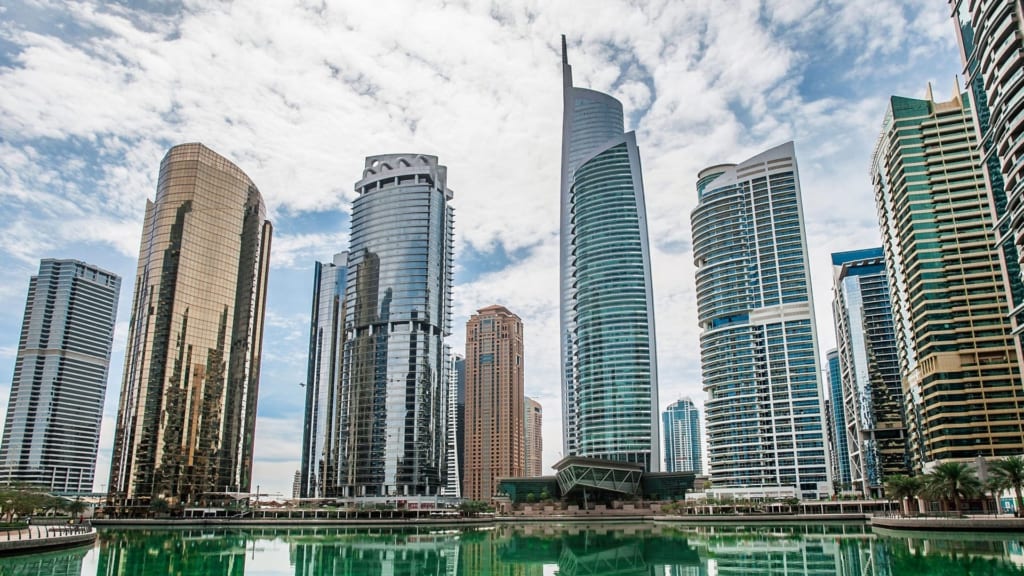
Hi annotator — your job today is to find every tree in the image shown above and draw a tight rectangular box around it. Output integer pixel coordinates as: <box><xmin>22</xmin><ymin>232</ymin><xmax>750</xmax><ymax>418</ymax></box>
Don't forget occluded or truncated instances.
<box><xmin>64</xmin><ymin>497</ymin><xmax>87</xmax><ymax>517</ymax></box>
<box><xmin>924</xmin><ymin>462</ymin><xmax>981</xmax><ymax>513</ymax></box>
<box><xmin>990</xmin><ymin>456</ymin><xmax>1024</xmax><ymax>517</ymax></box>
<box><xmin>525</xmin><ymin>492</ymin><xmax>536</xmax><ymax>504</ymax></box>
<box><xmin>884</xmin><ymin>475</ymin><xmax>923</xmax><ymax>516</ymax></box>
<box><xmin>149</xmin><ymin>497</ymin><xmax>170</xmax><ymax>517</ymax></box>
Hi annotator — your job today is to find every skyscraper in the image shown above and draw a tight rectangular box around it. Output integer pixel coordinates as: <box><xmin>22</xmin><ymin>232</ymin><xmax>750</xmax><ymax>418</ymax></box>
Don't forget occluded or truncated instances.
<box><xmin>0</xmin><ymin>259</ymin><xmax>120</xmax><ymax>493</ymax></box>
<box><xmin>691</xmin><ymin>142</ymin><xmax>830</xmax><ymax>498</ymax></box>
<box><xmin>524</xmin><ymin>396</ymin><xmax>543</xmax><ymax>477</ymax></box>
<box><xmin>463</xmin><ymin>305</ymin><xmax>524</xmax><ymax>501</ymax></box>
<box><xmin>338</xmin><ymin>153</ymin><xmax>453</xmax><ymax>498</ymax></box>
<box><xmin>300</xmin><ymin>252</ymin><xmax>348</xmax><ymax>498</ymax></box>
<box><xmin>662</xmin><ymin>398</ymin><xmax>702</xmax><ymax>474</ymax></box>
<box><xmin>831</xmin><ymin>248</ymin><xmax>907</xmax><ymax>496</ymax></box>
<box><xmin>559</xmin><ymin>35</ymin><xmax>660</xmax><ymax>471</ymax></box>
<box><xmin>872</xmin><ymin>88</ymin><xmax>1024</xmax><ymax>469</ymax></box>
<box><xmin>826</xmin><ymin>349</ymin><xmax>851</xmax><ymax>489</ymax></box>
<box><xmin>951</xmin><ymin>1</ymin><xmax>1024</xmax><ymax>358</ymax></box>
<box><xmin>442</xmin><ymin>349</ymin><xmax>464</xmax><ymax>498</ymax></box>
<box><xmin>108</xmin><ymin>143</ymin><xmax>272</xmax><ymax>510</ymax></box>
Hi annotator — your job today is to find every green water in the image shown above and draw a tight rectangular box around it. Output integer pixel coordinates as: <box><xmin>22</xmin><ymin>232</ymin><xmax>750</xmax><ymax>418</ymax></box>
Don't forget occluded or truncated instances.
<box><xmin>2</xmin><ymin>522</ymin><xmax>1024</xmax><ymax>575</ymax></box>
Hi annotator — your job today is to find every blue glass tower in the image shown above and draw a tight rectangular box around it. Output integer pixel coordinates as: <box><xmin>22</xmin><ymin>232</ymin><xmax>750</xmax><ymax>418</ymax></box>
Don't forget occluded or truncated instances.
<box><xmin>662</xmin><ymin>398</ymin><xmax>702</xmax><ymax>474</ymax></box>
<box><xmin>831</xmin><ymin>248</ymin><xmax>907</xmax><ymax>496</ymax></box>
<box><xmin>692</xmin><ymin>142</ymin><xmax>830</xmax><ymax>498</ymax></box>
<box><xmin>300</xmin><ymin>252</ymin><xmax>348</xmax><ymax>498</ymax></box>
<box><xmin>826</xmin><ymin>349</ymin><xmax>851</xmax><ymax>488</ymax></box>
<box><xmin>559</xmin><ymin>36</ymin><xmax>660</xmax><ymax>471</ymax></box>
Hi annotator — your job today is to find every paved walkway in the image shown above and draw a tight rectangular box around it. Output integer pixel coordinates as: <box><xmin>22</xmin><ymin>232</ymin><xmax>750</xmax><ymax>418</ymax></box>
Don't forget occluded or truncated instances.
<box><xmin>0</xmin><ymin>524</ymin><xmax>96</xmax><ymax>556</ymax></box>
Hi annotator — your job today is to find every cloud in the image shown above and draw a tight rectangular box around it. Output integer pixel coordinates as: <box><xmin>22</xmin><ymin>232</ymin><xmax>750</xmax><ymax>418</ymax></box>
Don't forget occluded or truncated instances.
<box><xmin>0</xmin><ymin>0</ymin><xmax>965</xmax><ymax>488</ymax></box>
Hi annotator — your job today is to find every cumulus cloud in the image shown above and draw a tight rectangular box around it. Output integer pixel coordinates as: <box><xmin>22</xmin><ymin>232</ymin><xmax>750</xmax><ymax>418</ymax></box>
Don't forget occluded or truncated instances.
<box><xmin>0</xmin><ymin>0</ymin><xmax>963</xmax><ymax>488</ymax></box>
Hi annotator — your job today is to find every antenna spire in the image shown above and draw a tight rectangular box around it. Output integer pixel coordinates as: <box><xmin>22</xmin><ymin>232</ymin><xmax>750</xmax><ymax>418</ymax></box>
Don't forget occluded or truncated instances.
<box><xmin>561</xmin><ymin>34</ymin><xmax>568</xmax><ymax>65</ymax></box>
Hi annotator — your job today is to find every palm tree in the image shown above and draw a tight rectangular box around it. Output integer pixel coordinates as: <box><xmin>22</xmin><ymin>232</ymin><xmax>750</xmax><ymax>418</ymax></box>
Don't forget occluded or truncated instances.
<box><xmin>990</xmin><ymin>456</ymin><xmax>1024</xmax><ymax>517</ymax></box>
<box><xmin>985</xmin><ymin>475</ymin><xmax>1010</xmax><ymax>516</ymax></box>
<box><xmin>884</xmin><ymin>475</ymin><xmax>923</xmax><ymax>516</ymax></box>
<box><xmin>924</xmin><ymin>462</ymin><xmax>981</xmax><ymax>513</ymax></box>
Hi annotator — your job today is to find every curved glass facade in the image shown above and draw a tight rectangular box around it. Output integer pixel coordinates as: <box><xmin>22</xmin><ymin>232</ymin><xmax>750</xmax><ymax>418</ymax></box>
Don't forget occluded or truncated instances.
<box><xmin>300</xmin><ymin>252</ymin><xmax>347</xmax><ymax>498</ymax></box>
<box><xmin>339</xmin><ymin>154</ymin><xmax>453</xmax><ymax>497</ymax></box>
<box><xmin>560</xmin><ymin>37</ymin><xmax>659</xmax><ymax>471</ymax></box>
<box><xmin>691</xmin><ymin>142</ymin><xmax>830</xmax><ymax>498</ymax></box>
<box><xmin>109</xmin><ymin>143</ymin><xmax>272</xmax><ymax>509</ymax></box>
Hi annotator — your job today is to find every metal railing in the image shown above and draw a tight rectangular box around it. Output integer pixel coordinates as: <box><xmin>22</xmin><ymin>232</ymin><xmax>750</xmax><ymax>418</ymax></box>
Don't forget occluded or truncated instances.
<box><xmin>2</xmin><ymin>518</ymin><xmax>92</xmax><ymax>541</ymax></box>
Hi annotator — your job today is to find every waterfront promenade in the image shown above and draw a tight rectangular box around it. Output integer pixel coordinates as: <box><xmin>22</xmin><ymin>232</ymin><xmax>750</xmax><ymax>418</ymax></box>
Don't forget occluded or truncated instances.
<box><xmin>0</xmin><ymin>521</ymin><xmax>96</xmax><ymax>556</ymax></box>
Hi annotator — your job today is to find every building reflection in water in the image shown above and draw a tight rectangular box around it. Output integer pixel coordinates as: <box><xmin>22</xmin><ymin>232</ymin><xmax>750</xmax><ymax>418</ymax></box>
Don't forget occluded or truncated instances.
<box><xmin>80</xmin><ymin>523</ymin><xmax>1024</xmax><ymax>575</ymax></box>
<box><xmin>0</xmin><ymin>545</ymin><xmax>88</xmax><ymax>575</ymax></box>
<box><xmin>96</xmin><ymin>528</ymin><xmax>247</xmax><ymax>575</ymax></box>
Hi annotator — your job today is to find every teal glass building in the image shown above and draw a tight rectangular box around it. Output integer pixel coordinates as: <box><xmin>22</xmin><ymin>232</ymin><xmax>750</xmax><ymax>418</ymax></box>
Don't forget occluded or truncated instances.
<box><xmin>559</xmin><ymin>36</ymin><xmax>660</xmax><ymax>471</ymax></box>
<box><xmin>691</xmin><ymin>142</ymin><xmax>830</xmax><ymax>498</ymax></box>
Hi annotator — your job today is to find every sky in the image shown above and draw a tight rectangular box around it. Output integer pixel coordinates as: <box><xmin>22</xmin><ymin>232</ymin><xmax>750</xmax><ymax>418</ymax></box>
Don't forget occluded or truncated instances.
<box><xmin>0</xmin><ymin>0</ymin><xmax>964</xmax><ymax>499</ymax></box>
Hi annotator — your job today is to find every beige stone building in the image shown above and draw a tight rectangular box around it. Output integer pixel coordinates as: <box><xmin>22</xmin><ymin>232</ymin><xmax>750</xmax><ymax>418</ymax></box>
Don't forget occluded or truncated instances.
<box><xmin>463</xmin><ymin>305</ymin><xmax>524</xmax><ymax>501</ymax></box>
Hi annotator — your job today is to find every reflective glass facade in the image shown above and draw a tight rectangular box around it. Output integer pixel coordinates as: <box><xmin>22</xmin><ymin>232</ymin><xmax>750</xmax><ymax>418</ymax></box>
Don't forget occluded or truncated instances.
<box><xmin>463</xmin><ymin>306</ymin><xmax>524</xmax><ymax>501</ymax></box>
<box><xmin>109</xmin><ymin>143</ymin><xmax>272</xmax><ymax>509</ymax></box>
<box><xmin>831</xmin><ymin>248</ymin><xmax>907</xmax><ymax>496</ymax></box>
<box><xmin>662</xmin><ymin>398</ymin><xmax>702</xmax><ymax>474</ymax></box>
<box><xmin>691</xmin><ymin>142</ymin><xmax>830</xmax><ymax>498</ymax></box>
<box><xmin>826</xmin><ymin>350</ymin><xmax>851</xmax><ymax>487</ymax></box>
<box><xmin>871</xmin><ymin>92</ymin><xmax>1024</xmax><ymax>469</ymax></box>
<box><xmin>0</xmin><ymin>259</ymin><xmax>120</xmax><ymax>493</ymax></box>
<box><xmin>560</xmin><ymin>36</ymin><xmax>660</xmax><ymax>471</ymax></box>
<box><xmin>339</xmin><ymin>154</ymin><xmax>453</xmax><ymax>497</ymax></box>
<box><xmin>300</xmin><ymin>252</ymin><xmax>348</xmax><ymax>498</ymax></box>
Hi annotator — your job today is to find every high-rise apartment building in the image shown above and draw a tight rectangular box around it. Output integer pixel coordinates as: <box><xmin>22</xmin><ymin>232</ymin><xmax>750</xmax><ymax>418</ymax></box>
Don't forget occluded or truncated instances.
<box><xmin>691</xmin><ymin>142</ymin><xmax>830</xmax><ymax>498</ymax></box>
<box><xmin>300</xmin><ymin>252</ymin><xmax>348</xmax><ymax>498</ymax></box>
<box><xmin>826</xmin><ymin>350</ymin><xmax>851</xmax><ymax>488</ymax></box>
<box><xmin>872</xmin><ymin>89</ymin><xmax>1024</xmax><ymax>469</ymax></box>
<box><xmin>662</xmin><ymin>398</ymin><xmax>702</xmax><ymax>474</ymax></box>
<box><xmin>951</xmin><ymin>1</ymin><xmax>1024</xmax><ymax>358</ymax></box>
<box><xmin>442</xmin><ymin>349</ymin><xmax>464</xmax><ymax>497</ymax></box>
<box><xmin>831</xmin><ymin>248</ymin><xmax>907</xmax><ymax>496</ymax></box>
<box><xmin>108</xmin><ymin>143</ymin><xmax>272</xmax><ymax>510</ymax></box>
<box><xmin>338</xmin><ymin>153</ymin><xmax>453</xmax><ymax>498</ymax></box>
<box><xmin>559</xmin><ymin>35</ymin><xmax>660</xmax><ymax>471</ymax></box>
<box><xmin>0</xmin><ymin>259</ymin><xmax>120</xmax><ymax>493</ymax></box>
<box><xmin>524</xmin><ymin>396</ymin><xmax>543</xmax><ymax>477</ymax></box>
<box><xmin>463</xmin><ymin>305</ymin><xmax>524</xmax><ymax>501</ymax></box>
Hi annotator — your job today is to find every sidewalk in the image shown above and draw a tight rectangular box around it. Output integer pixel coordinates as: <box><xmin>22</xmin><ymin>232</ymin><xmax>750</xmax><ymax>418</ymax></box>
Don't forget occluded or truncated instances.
<box><xmin>0</xmin><ymin>523</ymin><xmax>96</xmax><ymax>556</ymax></box>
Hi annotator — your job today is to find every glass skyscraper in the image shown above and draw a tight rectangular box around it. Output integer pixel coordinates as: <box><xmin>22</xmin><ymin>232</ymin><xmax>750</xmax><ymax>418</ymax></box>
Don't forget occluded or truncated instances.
<box><xmin>338</xmin><ymin>153</ymin><xmax>453</xmax><ymax>498</ymax></box>
<box><xmin>826</xmin><ymin>349</ymin><xmax>851</xmax><ymax>489</ymax></box>
<box><xmin>300</xmin><ymin>252</ymin><xmax>348</xmax><ymax>498</ymax></box>
<box><xmin>109</xmin><ymin>143</ymin><xmax>272</xmax><ymax>510</ymax></box>
<box><xmin>831</xmin><ymin>248</ymin><xmax>907</xmax><ymax>496</ymax></box>
<box><xmin>0</xmin><ymin>259</ymin><xmax>120</xmax><ymax>493</ymax></box>
<box><xmin>662</xmin><ymin>398</ymin><xmax>702</xmax><ymax>474</ymax></box>
<box><xmin>691</xmin><ymin>142</ymin><xmax>830</xmax><ymax>498</ymax></box>
<box><xmin>872</xmin><ymin>89</ymin><xmax>1024</xmax><ymax>469</ymax></box>
<box><xmin>559</xmin><ymin>36</ymin><xmax>660</xmax><ymax>471</ymax></box>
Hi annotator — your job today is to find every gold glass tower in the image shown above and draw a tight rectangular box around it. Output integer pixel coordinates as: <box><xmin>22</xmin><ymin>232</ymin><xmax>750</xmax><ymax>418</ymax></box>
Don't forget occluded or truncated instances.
<box><xmin>108</xmin><ymin>143</ymin><xmax>272</xmax><ymax>511</ymax></box>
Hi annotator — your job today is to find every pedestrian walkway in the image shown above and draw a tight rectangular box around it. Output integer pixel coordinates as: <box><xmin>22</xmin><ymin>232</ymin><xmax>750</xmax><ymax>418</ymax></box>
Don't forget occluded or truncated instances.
<box><xmin>0</xmin><ymin>521</ymin><xmax>95</xmax><ymax>556</ymax></box>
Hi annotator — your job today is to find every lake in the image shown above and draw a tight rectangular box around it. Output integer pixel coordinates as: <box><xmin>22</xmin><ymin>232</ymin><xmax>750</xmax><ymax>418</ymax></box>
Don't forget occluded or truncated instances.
<box><xmin>2</xmin><ymin>521</ymin><xmax>1023</xmax><ymax>575</ymax></box>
